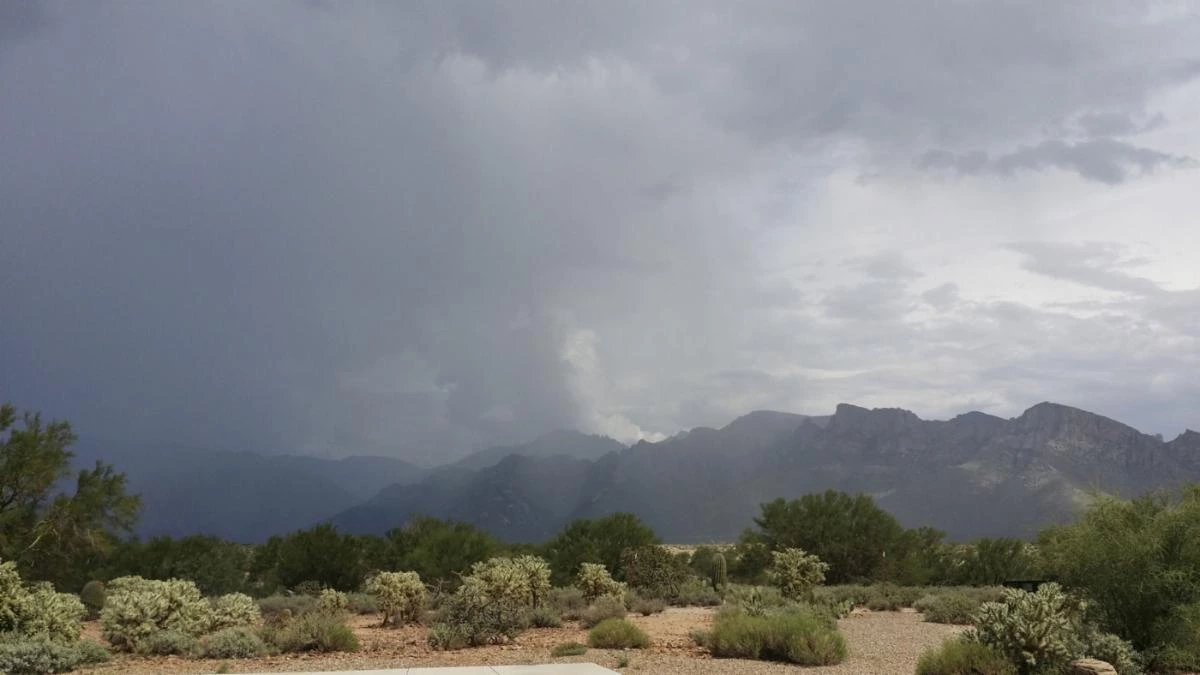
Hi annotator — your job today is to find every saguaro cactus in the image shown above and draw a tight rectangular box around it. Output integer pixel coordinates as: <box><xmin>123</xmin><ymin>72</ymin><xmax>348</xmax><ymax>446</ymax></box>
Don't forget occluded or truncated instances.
<box><xmin>711</xmin><ymin>552</ymin><xmax>728</xmax><ymax>592</ymax></box>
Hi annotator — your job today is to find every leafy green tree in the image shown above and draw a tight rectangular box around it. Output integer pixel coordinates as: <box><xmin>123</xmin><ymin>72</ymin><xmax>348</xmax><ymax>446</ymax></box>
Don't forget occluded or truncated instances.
<box><xmin>1038</xmin><ymin>486</ymin><xmax>1200</xmax><ymax>667</ymax></box>
<box><xmin>951</xmin><ymin>538</ymin><xmax>1037</xmax><ymax>586</ymax></box>
<box><xmin>729</xmin><ymin>540</ymin><xmax>772</xmax><ymax>583</ymax></box>
<box><xmin>889</xmin><ymin>526</ymin><xmax>952</xmax><ymax>585</ymax></box>
<box><xmin>271</xmin><ymin>523</ymin><xmax>367</xmax><ymax>591</ymax></box>
<box><xmin>102</xmin><ymin>535</ymin><xmax>252</xmax><ymax>595</ymax></box>
<box><xmin>383</xmin><ymin>517</ymin><xmax>499</xmax><ymax>586</ymax></box>
<box><xmin>742</xmin><ymin>491</ymin><xmax>905</xmax><ymax>583</ymax></box>
<box><xmin>542</xmin><ymin>513</ymin><xmax>659</xmax><ymax>585</ymax></box>
<box><xmin>620</xmin><ymin>546</ymin><xmax>688</xmax><ymax>599</ymax></box>
<box><xmin>0</xmin><ymin>403</ymin><xmax>140</xmax><ymax>588</ymax></box>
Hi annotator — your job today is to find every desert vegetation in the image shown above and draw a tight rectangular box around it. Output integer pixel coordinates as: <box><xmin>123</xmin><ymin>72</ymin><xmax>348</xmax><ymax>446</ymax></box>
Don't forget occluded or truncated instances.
<box><xmin>5</xmin><ymin>400</ymin><xmax>1200</xmax><ymax>673</ymax></box>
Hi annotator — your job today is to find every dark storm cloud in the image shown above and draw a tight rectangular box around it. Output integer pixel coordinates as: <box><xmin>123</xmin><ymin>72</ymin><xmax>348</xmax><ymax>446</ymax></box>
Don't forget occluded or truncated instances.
<box><xmin>0</xmin><ymin>1</ymin><xmax>53</xmax><ymax>44</ymax></box>
<box><xmin>2</xmin><ymin>1</ymin><xmax>1198</xmax><ymax>459</ymax></box>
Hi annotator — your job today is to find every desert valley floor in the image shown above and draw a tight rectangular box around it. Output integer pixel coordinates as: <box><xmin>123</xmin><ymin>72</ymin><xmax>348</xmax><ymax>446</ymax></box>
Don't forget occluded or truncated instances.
<box><xmin>74</xmin><ymin>607</ymin><xmax>963</xmax><ymax>675</ymax></box>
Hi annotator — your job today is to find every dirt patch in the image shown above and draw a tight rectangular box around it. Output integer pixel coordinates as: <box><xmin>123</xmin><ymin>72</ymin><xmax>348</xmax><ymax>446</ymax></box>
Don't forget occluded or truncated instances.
<box><xmin>73</xmin><ymin>608</ymin><xmax>961</xmax><ymax>674</ymax></box>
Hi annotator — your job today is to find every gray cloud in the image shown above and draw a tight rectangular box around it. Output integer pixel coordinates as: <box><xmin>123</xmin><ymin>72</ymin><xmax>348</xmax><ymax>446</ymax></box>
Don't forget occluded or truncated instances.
<box><xmin>1005</xmin><ymin>242</ymin><xmax>1167</xmax><ymax>295</ymax></box>
<box><xmin>920</xmin><ymin>139</ymin><xmax>1196</xmax><ymax>184</ymax></box>
<box><xmin>1</xmin><ymin>0</ymin><xmax>1198</xmax><ymax>461</ymax></box>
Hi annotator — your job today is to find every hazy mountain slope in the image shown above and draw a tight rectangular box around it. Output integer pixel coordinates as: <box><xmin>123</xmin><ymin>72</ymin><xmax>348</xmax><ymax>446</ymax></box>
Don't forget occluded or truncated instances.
<box><xmin>450</xmin><ymin>430</ymin><xmax>625</xmax><ymax>472</ymax></box>
<box><xmin>332</xmin><ymin>404</ymin><xmax>1200</xmax><ymax>543</ymax></box>
<box><xmin>70</xmin><ymin>442</ymin><xmax>361</xmax><ymax>542</ymax></box>
<box><xmin>332</xmin><ymin>455</ymin><xmax>596</xmax><ymax>541</ymax></box>
<box><xmin>69</xmin><ymin>442</ymin><xmax>422</xmax><ymax>542</ymax></box>
<box><xmin>271</xmin><ymin>454</ymin><xmax>427</xmax><ymax>497</ymax></box>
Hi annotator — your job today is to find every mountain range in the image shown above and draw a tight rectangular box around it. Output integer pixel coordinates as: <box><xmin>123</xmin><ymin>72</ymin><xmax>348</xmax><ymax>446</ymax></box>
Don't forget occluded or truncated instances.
<box><xmin>74</xmin><ymin>402</ymin><xmax>1200</xmax><ymax>543</ymax></box>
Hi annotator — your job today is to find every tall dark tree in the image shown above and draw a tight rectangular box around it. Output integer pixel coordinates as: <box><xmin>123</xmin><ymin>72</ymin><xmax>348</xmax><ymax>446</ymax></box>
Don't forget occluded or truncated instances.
<box><xmin>271</xmin><ymin>523</ymin><xmax>367</xmax><ymax>591</ymax></box>
<box><xmin>0</xmin><ymin>403</ymin><xmax>140</xmax><ymax>588</ymax></box>
<box><xmin>382</xmin><ymin>516</ymin><xmax>500</xmax><ymax>587</ymax></box>
<box><xmin>742</xmin><ymin>491</ymin><xmax>905</xmax><ymax>583</ymax></box>
<box><xmin>542</xmin><ymin>512</ymin><xmax>659</xmax><ymax>585</ymax></box>
<box><xmin>102</xmin><ymin>535</ymin><xmax>253</xmax><ymax>595</ymax></box>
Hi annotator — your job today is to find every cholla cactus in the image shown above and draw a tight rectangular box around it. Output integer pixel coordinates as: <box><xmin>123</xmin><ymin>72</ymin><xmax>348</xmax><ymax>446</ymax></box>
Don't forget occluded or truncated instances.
<box><xmin>208</xmin><ymin>593</ymin><xmax>261</xmax><ymax>631</ymax></box>
<box><xmin>100</xmin><ymin>577</ymin><xmax>213</xmax><ymax>652</ymax></box>
<box><xmin>767</xmin><ymin>547</ymin><xmax>829</xmax><ymax>600</ymax></box>
<box><xmin>964</xmin><ymin>583</ymin><xmax>1078</xmax><ymax>675</ymax></box>
<box><xmin>316</xmin><ymin>588</ymin><xmax>349</xmax><ymax>614</ymax></box>
<box><xmin>365</xmin><ymin>571</ymin><xmax>427</xmax><ymax>626</ymax></box>
<box><xmin>0</xmin><ymin>561</ymin><xmax>86</xmax><ymax>642</ymax></box>
<box><xmin>467</xmin><ymin>557</ymin><xmax>533</xmax><ymax>607</ymax></box>
<box><xmin>511</xmin><ymin>555</ymin><xmax>552</xmax><ymax>608</ymax></box>
<box><xmin>0</xmin><ymin>561</ymin><xmax>25</xmax><ymax>632</ymax></box>
<box><xmin>576</xmin><ymin>563</ymin><xmax>626</xmax><ymax>602</ymax></box>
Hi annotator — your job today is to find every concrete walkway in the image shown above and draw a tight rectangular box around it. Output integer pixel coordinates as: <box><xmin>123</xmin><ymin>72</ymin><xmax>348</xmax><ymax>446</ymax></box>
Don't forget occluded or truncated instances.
<box><xmin>239</xmin><ymin>665</ymin><xmax>619</xmax><ymax>675</ymax></box>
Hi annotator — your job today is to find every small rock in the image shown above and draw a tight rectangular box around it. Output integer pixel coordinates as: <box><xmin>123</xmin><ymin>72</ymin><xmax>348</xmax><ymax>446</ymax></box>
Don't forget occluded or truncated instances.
<box><xmin>1068</xmin><ymin>658</ymin><xmax>1118</xmax><ymax>675</ymax></box>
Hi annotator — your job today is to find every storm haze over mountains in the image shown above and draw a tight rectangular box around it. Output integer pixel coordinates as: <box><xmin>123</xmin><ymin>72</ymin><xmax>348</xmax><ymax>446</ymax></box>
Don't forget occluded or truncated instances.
<box><xmin>3</xmin><ymin>1</ymin><xmax>1200</xmax><ymax>465</ymax></box>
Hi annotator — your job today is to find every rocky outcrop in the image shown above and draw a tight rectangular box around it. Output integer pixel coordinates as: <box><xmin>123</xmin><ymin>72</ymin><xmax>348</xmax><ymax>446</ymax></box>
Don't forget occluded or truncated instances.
<box><xmin>1068</xmin><ymin>658</ymin><xmax>1118</xmax><ymax>675</ymax></box>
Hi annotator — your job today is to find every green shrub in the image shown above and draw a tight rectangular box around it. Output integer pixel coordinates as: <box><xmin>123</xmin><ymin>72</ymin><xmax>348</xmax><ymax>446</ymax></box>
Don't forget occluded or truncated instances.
<box><xmin>527</xmin><ymin>605</ymin><xmax>563</xmax><ymax>628</ymax></box>
<box><xmin>815</xmin><ymin>584</ymin><xmax>872</xmax><ymax>607</ymax></box>
<box><xmin>199</xmin><ymin>626</ymin><xmax>267</xmax><ymax>659</ymax></box>
<box><xmin>689</xmin><ymin>628</ymin><xmax>711</xmax><ymax>648</ymax></box>
<box><xmin>345</xmin><ymin>592</ymin><xmax>378</xmax><ymax>615</ymax></box>
<box><xmin>580</xmin><ymin>596</ymin><xmax>627</xmax><ymax>628</ymax></box>
<box><xmin>727</xmin><ymin>584</ymin><xmax>788</xmax><ymax>615</ymax></box>
<box><xmin>81</xmin><ymin>581</ymin><xmax>106</xmax><ymax>619</ymax></box>
<box><xmin>920</xmin><ymin>591</ymin><xmax>979</xmax><ymax>625</ymax></box>
<box><xmin>916</xmin><ymin>637</ymin><xmax>1016</xmax><ymax>675</ymax></box>
<box><xmin>316</xmin><ymin>588</ymin><xmax>348</xmax><ymax>614</ymax></box>
<box><xmin>426</xmin><ymin>622</ymin><xmax>469</xmax><ymax>651</ymax></box>
<box><xmin>1075</xmin><ymin>623</ymin><xmax>1144</xmax><ymax>675</ymax></box>
<box><xmin>550</xmin><ymin>587</ymin><xmax>588</xmax><ymax>621</ymax></box>
<box><xmin>673</xmin><ymin>577</ymin><xmax>722</xmax><ymax>606</ymax></box>
<box><xmin>587</xmin><ymin>618</ymin><xmax>650</xmax><ymax>649</ymax></box>
<box><xmin>551</xmin><ymin>641</ymin><xmax>588</xmax><ymax>657</ymax></box>
<box><xmin>768</xmin><ymin>548</ymin><xmax>828</xmax><ymax>600</ymax></box>
<box><xmin>864</xmin><ymin>584</ymin><xmax>924</xmax><ymax>611</ymax></box>
<box><xmin>293</xmin><ymin>580</ymin><xmax>324</xmax><ymax>596</ymax></box>
<box><xmin>136</xmin><ymin>629</ymin><xmax>200</xmax><ymax>656</ymax></box>
<box><xmin>577</xmin><ymin>562</ymin><xmax>626</xmax><ymax>602</ymax></box>
<box><xmin>0</xmin><ymin>637</ymin><xmax>110</xmax><ymax>675</ymax></box>
<box><xmin>264</xmin><ymin>610</ymin><xmax>358</xmax><ymax>653</ymax></box>
<box><xmin>209</xmin><ymin>592</ymin><xmax>261</xmax><ymax>631</ymax></box>
<box><xmin>365</xmin><ymin>571</ymin><xmax>426</xmax><ymax>626</ymax></box>
<box><xmin>707</xmin><ymin>606</ymin><xmax>846</xmax><ymax>666</ymax></box>
<box><xmin>631</xmin><ymin>596</ymin><xmax>666</xmax><ymax>616</ymax></box>
<box><xmin>256</xmin><ymin>593</ymin><xmax>315</xmax><ymax>619</ymax></box>
<box><xmin>73</xmin><ymin>640</ymin><xmax>111</xmax><ymax>666</ymax></box>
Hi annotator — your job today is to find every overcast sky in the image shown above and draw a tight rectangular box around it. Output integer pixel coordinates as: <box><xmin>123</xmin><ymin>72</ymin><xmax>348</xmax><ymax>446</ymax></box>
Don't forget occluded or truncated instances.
<box><xmin>3</xmin><ymin>1</ymin><xmax>1199</xmax><ymax>463</ymax></box>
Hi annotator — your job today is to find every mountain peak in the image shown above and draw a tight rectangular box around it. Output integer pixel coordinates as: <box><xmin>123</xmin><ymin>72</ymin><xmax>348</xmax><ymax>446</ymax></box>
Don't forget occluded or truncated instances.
<box><xmin>829</xmin><ymin>403</ymin><xmax>921</xmax><ymax>433</ymax></box>
<box><xmin>1015</xmin><ymin>401</ymin><xmax>1131</xmax><ymax>432</ymax></box>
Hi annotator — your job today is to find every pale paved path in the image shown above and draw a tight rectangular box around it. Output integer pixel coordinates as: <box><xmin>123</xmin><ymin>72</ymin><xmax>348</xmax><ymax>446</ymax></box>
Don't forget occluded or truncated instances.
<box><xmin>238</xmin><ymin>666</ymin><xmax>618</xmax><ymax>675</ymax></box>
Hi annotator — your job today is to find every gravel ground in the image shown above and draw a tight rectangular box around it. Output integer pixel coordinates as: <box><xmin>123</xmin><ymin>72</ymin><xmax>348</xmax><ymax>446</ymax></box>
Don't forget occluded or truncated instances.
<box><xmin>74</xmin><ymin>607</ymin><xmax>964</xmax><ymax>674</ymax></box>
